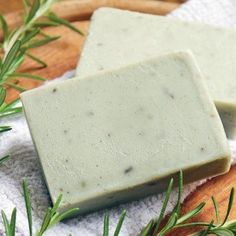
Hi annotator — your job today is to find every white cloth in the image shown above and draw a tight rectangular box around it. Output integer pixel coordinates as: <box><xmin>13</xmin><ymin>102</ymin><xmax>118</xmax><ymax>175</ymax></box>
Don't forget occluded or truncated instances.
<box><xmin>1</xmin><ymin>1</ymin><xmax>236</xmax><ymax>235</ymax></box>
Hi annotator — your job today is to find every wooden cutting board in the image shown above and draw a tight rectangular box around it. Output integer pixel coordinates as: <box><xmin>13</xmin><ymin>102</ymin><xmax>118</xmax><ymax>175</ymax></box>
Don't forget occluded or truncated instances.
<box><xmin>2</xmin><ymin>1</ymin><xmax>236</xmax><ymax>235</ymax></box>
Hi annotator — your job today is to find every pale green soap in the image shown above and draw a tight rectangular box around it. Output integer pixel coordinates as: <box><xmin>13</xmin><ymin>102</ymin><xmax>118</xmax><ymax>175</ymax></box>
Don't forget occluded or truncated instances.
<box><xmin>21</xmin><ymin>52</ymin><xmax>231</xmax><ymax>214</ymax></box>
<box><xmin>76</xmin><ymin>8</ymin><xmax>236</xmax><ymax>139</ymax></box>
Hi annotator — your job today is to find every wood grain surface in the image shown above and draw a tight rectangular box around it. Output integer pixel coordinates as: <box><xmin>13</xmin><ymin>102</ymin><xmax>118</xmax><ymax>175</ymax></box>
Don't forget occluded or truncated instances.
<box><xmin>1</xmin><ymin>1</ymin><xmax>236</xmax><ymax>236</ymax></box>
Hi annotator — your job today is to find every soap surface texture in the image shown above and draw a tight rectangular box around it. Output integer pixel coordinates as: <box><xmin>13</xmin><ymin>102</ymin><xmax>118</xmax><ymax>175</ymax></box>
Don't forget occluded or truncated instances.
<box><xmin>21</xmin><ymin>52</ymin><xmax>231</xmax><ymax>213</ymax></box>
<box><xmin>76</xmin><ymin>8</ymin><xmax>236</xmax><ymax>138</ymax></box>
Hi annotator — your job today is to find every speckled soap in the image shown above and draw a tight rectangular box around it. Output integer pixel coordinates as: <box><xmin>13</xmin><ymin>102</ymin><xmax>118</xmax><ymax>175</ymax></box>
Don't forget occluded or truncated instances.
<box><xmin>21</xmin><ymin>52</ymin><xmax>231</xmax><ymax>214</ymax></box>
<box><xmin>76</xmin><ymin>8</ymin><xmax>236</xmax><ymax>139</ymax></box>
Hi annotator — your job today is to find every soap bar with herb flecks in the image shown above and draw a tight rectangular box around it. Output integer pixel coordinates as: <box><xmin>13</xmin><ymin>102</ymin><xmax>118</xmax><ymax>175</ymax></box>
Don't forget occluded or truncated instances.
<box><xmin>21</xmin><ymin>52</ymin><xmax>231</xmax><ymax>214</ymax></box>
<box><xmin>76</xmin><ymin>7</ymin><xmax>236</xmax><ymax>139</ymax></box>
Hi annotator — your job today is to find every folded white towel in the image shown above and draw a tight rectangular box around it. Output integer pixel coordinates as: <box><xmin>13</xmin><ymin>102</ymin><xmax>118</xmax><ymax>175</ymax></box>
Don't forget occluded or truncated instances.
<box><xmin>0</xmin><ymin>1</ymin><xmax>236</xmax><ymax>235</ymax></box>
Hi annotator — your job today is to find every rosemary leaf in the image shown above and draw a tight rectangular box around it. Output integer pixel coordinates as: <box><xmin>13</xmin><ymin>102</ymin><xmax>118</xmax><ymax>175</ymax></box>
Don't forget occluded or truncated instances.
<box><xmin>34</xmin><ymin>21</ymin><xmax>60</xmax><ymax>27</ymax></box>
<box><xmin>0</xmin><ymin>155</ymin><xmax>10</xmax><ymax>165</ymax></box>
<box><xmin>0</xmin><ymin>107</ymin><xmax>23</xmax><ymax>118</ymax></box>
<box><xmin>50</xmin><ymin>194</ymin><xmax>62</xmax><ymax>215</ymax></box>
<box><xmin>210</xmin><ymin>228</ymin><xmax>234</xmax><ymax>236</ymax></box>
<box><xmin>49</xmin><ymin>212</ymin><xmax>59</xmax><ymax>227</ymax></box>
<box><xmin>0</xmin><ymin>15</ymin><xmax>9</xmax><ymax>42</ymax></box>
<box><xmin>103</xmin><ymin>213</ymin><xmax>109</xmax><ymax>236</ymax></box>
<box><xmin>158</xmin><ymin>212</ymin><xmax>178</xmax><ymax>236</ymax></box>
<box><xmin>221</xmin><ymin>188</ymin><xmax>234</xmax><ymax>226</ymax></box>
<box><xmin>21</xmin><ymin>28</ymin><xmax>40</xmax><ymax>45</ymax></box>
<box><xmin>25</xmin><ymin>0</ymin><xmax>40</xmax><ymax>24</ymax></box>
<box><xmin>23</xmin><ymin>180</ymin><xmax>33</xmax><ymax>236</ymax></box>
<box><xmin>173</xmin><ymin>170</ymin><xmax>183</xmax><ymax>216</ymax></box>
<box><xmin>176</xmin><ymin>202</ymin><xmax>205</xmax><ymax>225</ymax></box>
<box><xmin>48</xmin><ymin>208</ymin><xmax>79</xmax><ymax>228</ymax></box>
<box><xmin>0</xmin><ymin>40</ymin><xmax>21</xmax><ymax>79</ymax></box>
<box><xmin>9</xmin><ymin>208</ymin><xmax>17</xmax><ymax>236</ymax></box>
<box><xmin>1</xmin><ymin>210</ymin><xmax>10</xmax><ymax>235</ymax></box>
<box><xmin>5</xmin><ymin>82</ymin><xmax>26</xmax><ymax>92</ymax></box>
<box><xmin>10</xmin><ymin>73</ymin><xmax>47</xmax><ymax>81</ymax></box>
<box><xmin>140</xmin><ymin>219</ymin><xmax>154</xmax><ymax>236</ymax></box>
<box><xmin>0</xmin><ymin>126</ymin><xmax>12</xmax><ymax>133</ymax></box>
<box><xmin>47</xmin><ymin>13</ymin><xmax>84</xmax><ymax>36</ymax></box>
<box><xmin>153</xmin><ymin>178</ymin><xmax>174</xmax><ymax>235</ymax></box>
<box><xmin>114</xmin><ymin>210</ymin><xmax>126</xmax><ymax>236</ymax></box>
<box><xmin>0</xmin><ymin>87</ymin><xmax>6</xmax><ymax>106</ymax></box>
<box><xmin>25</xmin><ymin>52</ymin><xmax>47</xmax><ymax>68</ymax></box>
<box><xmin>38</xmin><ymin>208</ymin><xmax>52</xmax><ymax>236</ymax></box>
<box><xmin>5</xmin><ymin>50</ymin><xmax>25</xmax><ymax>77</ymax></box>
<box><xmin>25</xmin><ymin>35</ymin><xmax>60</xmax><ymax>48</ymax></box>
<box><xmin>211</xmin><ymin>196</ymin><xmax>220</xmax><ymax>224</ymax></box>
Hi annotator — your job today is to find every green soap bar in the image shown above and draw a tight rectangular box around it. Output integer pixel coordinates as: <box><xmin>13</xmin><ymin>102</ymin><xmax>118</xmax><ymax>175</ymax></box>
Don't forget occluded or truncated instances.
<box><xmin>21</xmin><ymin>52</ymin><xmax>231</xmax><ymax>214</ymax></box>
<box><xmin>76</xmin><ymin>8</ymin><xmax>236</xmax><ymax>139</ymax></box>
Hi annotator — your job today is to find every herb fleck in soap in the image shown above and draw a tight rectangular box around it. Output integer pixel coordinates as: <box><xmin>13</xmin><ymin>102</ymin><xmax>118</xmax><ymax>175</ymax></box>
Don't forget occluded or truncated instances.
<box><xmin>76</xmin><ymin>8</ymin><xmax>236</xmax><ymax>139</ymax></box>
<box><xmin>21</xmin><ymin>52</ymin><xmax>231</xmax><ymax>214</ymax></box>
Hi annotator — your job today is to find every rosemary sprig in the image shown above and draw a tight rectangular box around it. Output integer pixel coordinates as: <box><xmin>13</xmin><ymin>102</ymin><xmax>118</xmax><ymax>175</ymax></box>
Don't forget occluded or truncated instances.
<box><xmin>35</xmin><ymin>194</ymin><xmax>79</xmax><ymax>236</ymax></box>
<box><xmin>1</xmin><ymin>180</ymin><xmax>79</xmax><ymax>236</ymax></box>
<box><xmin>1</xmin><ymin>0</ymin><xmax>83</xmax><ymax>56</ymax></box>
<box><xmin>139</xmin><ymin>172</ymin><xmax>236</xmax><ymax>236</ymax></box>
<box><xmin>0</xmin><ymin>0</ymin><xmax>83</xmax><ymax>92</ymax></box>
<box><xmin>103</xmin><ymin>210</ymin><xmax>126</xmax><ymax>236</ymax></box>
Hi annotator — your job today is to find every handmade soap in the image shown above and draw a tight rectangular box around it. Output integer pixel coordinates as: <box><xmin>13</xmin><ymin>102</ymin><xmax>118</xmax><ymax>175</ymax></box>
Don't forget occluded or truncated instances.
<box><xmin>76</xmin><ymin>8</ymin><xmax>236</xmax><ymax>139</ymax></box>
<box><xmin>21</xmin><ymin>52</ymin><xmax>231</xmax><ymax>214</ymax></box>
